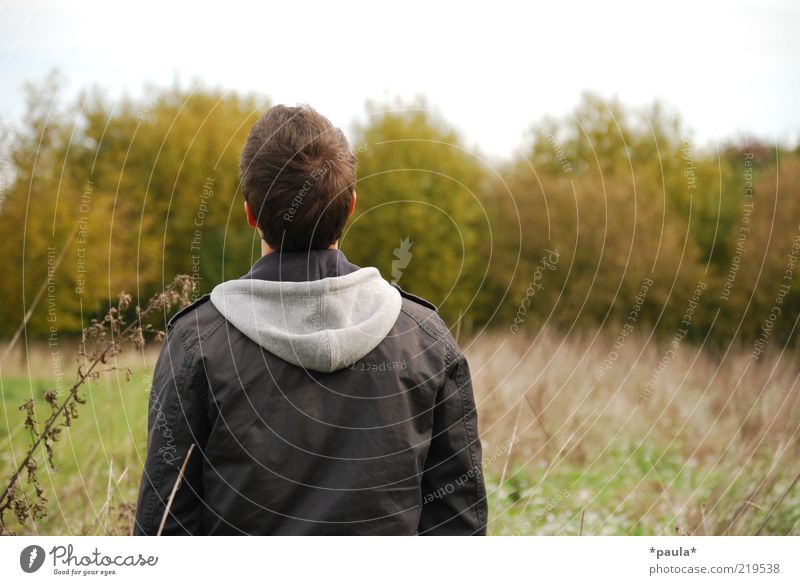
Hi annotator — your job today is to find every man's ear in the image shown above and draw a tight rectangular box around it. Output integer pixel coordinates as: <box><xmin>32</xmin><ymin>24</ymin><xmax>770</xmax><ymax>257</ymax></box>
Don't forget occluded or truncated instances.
<box><xmin>244</xmin><ymin>200</ymin><xmax>258</xmax><ymax>228</ymax></box>
<box><xmin>348</xmin><ymin>191</ymin><xmax>357</xmax><ymax>217</ymax></box>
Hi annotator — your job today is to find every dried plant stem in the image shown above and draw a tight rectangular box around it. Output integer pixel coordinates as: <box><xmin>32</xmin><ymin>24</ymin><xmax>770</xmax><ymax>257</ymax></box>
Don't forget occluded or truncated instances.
<box><xmin>92</xmin><ymin>461</ymin><xmax>128</xmax><ymax>535</ymax></box>
<box><xmin>524</xmin><ymin>393</ymin><xmax>555</xmax><ymax>448</ymax></box>
<box><xmin>157</xmin><ymin>444</ymin><xmax>196</xmax><ymax>536</ymax></box>
<box><xmin>2</xmin><ymin>313</ymin><xmax>141</xmax><ymax>513</ymax></box>
<box><xmin>756</xmin><ymin>467</ymin><xmax>800</xmax><ymax>535</ymax></box>
<box><xmin>498</xmin><ymin>399</ymin><xmax>523</xmax><ymax>491</ymax></box>
<box><xmin>0</xmin><ymin>275</ymin><xmax>194</xmax><ymax>534</ymax></box>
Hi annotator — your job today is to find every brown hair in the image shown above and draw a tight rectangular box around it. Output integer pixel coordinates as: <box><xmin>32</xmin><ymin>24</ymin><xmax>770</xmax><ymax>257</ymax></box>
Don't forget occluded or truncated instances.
<box><xmin>240</xmin><ymin>105</ymin><xmax>357</xmax><ymax>251</ymax></box>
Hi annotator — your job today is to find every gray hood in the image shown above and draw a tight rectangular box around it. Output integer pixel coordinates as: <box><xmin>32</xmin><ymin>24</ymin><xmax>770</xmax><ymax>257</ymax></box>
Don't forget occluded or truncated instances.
<box><xmin>210</xmin><ymin>267</ymin><xmax>402</xmax><ymax>373</ymax></box>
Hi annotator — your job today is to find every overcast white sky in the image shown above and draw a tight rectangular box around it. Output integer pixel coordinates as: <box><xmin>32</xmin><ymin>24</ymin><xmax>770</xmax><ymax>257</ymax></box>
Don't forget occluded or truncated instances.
<box><xmin>1</xmin><ymin>0</ymin><xmax>798</xmax><ymax>158</ymax></box>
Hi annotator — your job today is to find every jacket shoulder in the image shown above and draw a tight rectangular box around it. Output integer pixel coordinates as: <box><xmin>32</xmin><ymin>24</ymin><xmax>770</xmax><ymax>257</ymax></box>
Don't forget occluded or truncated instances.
<box><xmin>391</xmin><ymin>283</ymin><xmax>437</xmax><ymax>312</ymax></box>
<box><xmin>395</xmin><ymin>292</ymin><xmax>459</xmax><ymax>361</ymax></box>
<box><xmin>167</xmin><ymin>294</ymin><xmax>211</xmax><ymax>329</ymax></box>
<box><xmin>166</xmin><ymin>294</ymin><xmax>226</xmax><ymax>347</ymax></box>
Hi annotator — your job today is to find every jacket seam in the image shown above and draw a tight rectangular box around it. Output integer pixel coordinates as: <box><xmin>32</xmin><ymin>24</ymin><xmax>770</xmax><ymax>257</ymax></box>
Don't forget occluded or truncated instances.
<box><xmin>400</xmin><ymin>306</ymin><xmax>451</xmax><ymax>356</ymax></box>
<box><xmin>196</xmin><ymin>313</ymin><xmax>228</xmax><ymax>345</ymax></box>
<box><xmin>144</xmin><ymin>317</ymin><xmax>214</xmax><ymax>533</ymax></box>
<box><xmin>191</xmin><ymin>316</ymin><xmax>227</xmax><ymax>426</ymax></box>
<box><xmin>142</xmin><ymin>333</ymin><xmax>193</xmax><ymax>533</ymax></box>
<box><xmin>401</xmin><ymin>305</ymin><xmax>453</xmax><ymax>397</ymax></box>
<box><xmin>172</xmin><ymin>309</ymin><xmax>226</xmax><ymax>351</ymax></box>
<box><xmin>167</xmin><ymin>295</ymin><xmax>210</xmax><ymax>331</ymax></box>
<box><xmin>454</xmin><ymin>355</ymin><xmax>486</xmax><ymax>529</ymax></box>
<box><xmin>401</xmin><ymin>306</ymin><xmax>440</xmax><ymax>341</ymax></box>
<box><xmin>409</xmin><ymin>308</ymin><xmax>483</xmax><ymax>531</ymax></box>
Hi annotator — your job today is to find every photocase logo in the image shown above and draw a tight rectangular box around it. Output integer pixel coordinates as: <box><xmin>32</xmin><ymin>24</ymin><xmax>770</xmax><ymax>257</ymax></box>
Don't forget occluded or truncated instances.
<box><xmin>391</xmin><ymin>237</ymin><xmax>413</xmax><ymax>283</ymax></box>
<box><xmin>19</xmin><ymin>545</ymin><xmax>46</xmax><ymax>573</ymax></box>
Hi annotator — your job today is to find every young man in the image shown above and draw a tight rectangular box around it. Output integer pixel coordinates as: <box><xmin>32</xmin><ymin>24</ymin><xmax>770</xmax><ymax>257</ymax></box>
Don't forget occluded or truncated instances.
<box><xmin>134</xmin><ymin>105</ymin><xmax>486</xmax><ymax>535</ymax></box>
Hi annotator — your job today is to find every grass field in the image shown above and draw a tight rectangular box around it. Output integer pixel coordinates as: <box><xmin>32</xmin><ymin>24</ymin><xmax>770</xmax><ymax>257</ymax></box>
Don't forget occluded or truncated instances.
<box><xmin>1</xmin><ymin>331</ymin><xmax>799</xmax><ymax>535</ymax></box>
<box><xmin>473</xmin><ymin>331</ymin><xmax>800</xmax><ymax>535</ymax></box>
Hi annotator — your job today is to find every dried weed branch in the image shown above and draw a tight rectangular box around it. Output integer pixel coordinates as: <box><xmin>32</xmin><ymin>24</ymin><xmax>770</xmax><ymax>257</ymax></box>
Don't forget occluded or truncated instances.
<box><xmin>0</xmin><ymin>275</ymin><xmax>194</xmax><ymax>535</ymax></box>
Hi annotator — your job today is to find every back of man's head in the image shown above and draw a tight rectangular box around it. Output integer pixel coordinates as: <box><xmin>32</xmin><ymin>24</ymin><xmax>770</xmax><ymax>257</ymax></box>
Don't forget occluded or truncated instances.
<box><xmin>240</xmin><ymin>105</ymin><xmax>357</xmax><ymax>251</ymax></box>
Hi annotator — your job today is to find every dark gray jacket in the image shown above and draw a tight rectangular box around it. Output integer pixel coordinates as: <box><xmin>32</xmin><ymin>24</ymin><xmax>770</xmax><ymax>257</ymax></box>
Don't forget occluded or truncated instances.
<box><xmin>134</xmin><ymin>249</ymin><xmax>486</xmax><ymax>535</ymax></box>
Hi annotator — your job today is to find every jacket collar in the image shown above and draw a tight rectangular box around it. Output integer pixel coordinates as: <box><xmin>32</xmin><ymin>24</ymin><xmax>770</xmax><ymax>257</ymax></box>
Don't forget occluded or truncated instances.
<box><xmin>242</xmin><ymin>248</ymin><xmax>361</xmax><ymax>283</ymax></box>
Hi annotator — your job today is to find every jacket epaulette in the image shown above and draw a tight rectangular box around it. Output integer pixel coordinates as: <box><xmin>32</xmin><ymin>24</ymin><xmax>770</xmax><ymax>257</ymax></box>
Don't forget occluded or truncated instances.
<box><xmin>391</xmin><ymin>283</ymin><xmax>437</xmax><ymax>312</ymax></box>
<box><xmin>167</xmin><ymin>294</ymin><xmax>211</xmax><ymax>330</ymax></box>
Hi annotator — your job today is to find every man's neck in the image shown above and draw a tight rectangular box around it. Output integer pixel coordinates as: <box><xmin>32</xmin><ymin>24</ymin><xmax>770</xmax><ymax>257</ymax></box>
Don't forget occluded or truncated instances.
<box><xmin>261</xmin><ymin>241</ymin><xmax>339</xmax><ymax>257</ymax></box>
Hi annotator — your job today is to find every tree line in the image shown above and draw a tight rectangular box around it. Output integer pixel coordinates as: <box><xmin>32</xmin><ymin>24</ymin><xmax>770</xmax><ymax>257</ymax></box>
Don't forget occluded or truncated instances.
<box><xmin>1</xmin><ymin>74</ymin><xmax>799</xmax><ymax>350</ymax></box>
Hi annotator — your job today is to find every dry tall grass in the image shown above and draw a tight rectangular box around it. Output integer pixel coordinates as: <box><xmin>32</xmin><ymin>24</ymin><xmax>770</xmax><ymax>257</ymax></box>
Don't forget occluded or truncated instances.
<box><xmin>466</xmin><ymin>329</ymin><xmax>800</xmax><ymax>535</ymax></box>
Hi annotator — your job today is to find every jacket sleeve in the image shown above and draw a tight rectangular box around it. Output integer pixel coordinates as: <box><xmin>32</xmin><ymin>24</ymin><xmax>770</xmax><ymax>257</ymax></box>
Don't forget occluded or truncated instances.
<box><xmin>134</xmin><ymin>323</ymin><xmax>209</xmax><ymax>535</ymax></box>
<box><xmin>418</xmin><ymin>349</ymin><xmax>488</xmax><ymax>535</ymax></box>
